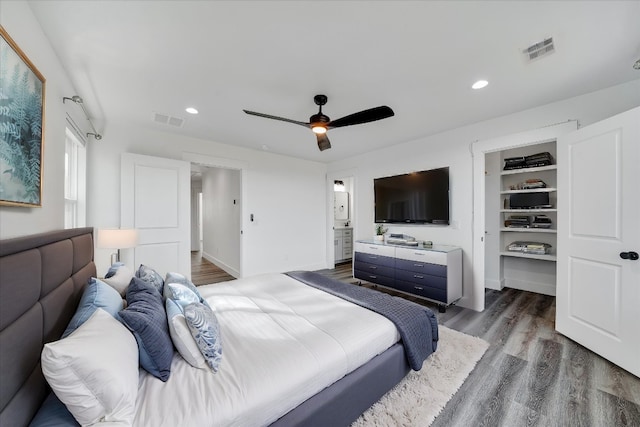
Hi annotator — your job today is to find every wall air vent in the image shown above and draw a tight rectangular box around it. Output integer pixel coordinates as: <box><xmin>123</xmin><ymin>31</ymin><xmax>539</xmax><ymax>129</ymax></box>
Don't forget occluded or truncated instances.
<box><xmin>152</xmin><ymin>112</ymin><xmax>185</xmax><ymax>128</ymax></box>
<box><xmin>523</xmin><ymin>37</ymin><xmax>555</xmax><ymax>61</ymax></box>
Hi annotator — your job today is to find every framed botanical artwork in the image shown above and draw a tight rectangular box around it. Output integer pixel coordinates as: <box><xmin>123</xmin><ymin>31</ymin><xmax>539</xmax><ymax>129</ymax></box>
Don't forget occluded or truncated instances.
<box><xmin>0</xmin><ymin>26</ymin><xmax>46</xmax><ymax>207</ymax></box>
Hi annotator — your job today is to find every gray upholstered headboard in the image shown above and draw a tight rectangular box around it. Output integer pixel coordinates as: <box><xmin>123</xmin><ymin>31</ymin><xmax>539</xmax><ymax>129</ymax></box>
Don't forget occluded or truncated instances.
<box><xmin>0</xmin><ymin>227</ymin><xmax>96</xmax><ymax>426</ymax></box>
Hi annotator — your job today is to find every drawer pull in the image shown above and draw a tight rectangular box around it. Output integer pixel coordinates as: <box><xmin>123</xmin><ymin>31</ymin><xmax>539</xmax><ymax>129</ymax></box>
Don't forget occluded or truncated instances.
<box><xmin>368</xmin><ymin>246</ymin><xmax>379</xmax><ymax>250</ymax></box>
<box><xmin>414</xmin><ymin>252</ymin><xmax>424</xmax><ymax>256</ymax></box>
<box><xmin>413</xmin><ymin>275</ymin><xmax>424</xmax><ymax>279</ymax></box>
<box><xmin>414</xmin><ymin>286</ymin><xmax>424</xmax><ymax>290</ymax></box>
<box><xmin>413</xmin><ymin>263</ymin><xmax>424</xmax><ymax>267</ymax></box>
<box><xmin>369</xmin><ymin>266</ymin><xmax>377</xmax><ymax>270</ymax></box>
<box><xmin>368</xmin><ymin>275</ymin><xmax>378</xmax><ymax>279</ymax></box>
<box><xmin>367</xmin><ymin>255</ymin><xmax>378</xmax><ymax>259</ymax></box>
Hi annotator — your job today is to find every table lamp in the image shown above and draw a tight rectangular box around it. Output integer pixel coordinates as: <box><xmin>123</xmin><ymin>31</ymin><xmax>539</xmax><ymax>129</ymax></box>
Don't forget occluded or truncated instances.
<box><xmin>97</xmin><ymin>228</ymin><xmax>138</xmax><ymax>265</ymax></box>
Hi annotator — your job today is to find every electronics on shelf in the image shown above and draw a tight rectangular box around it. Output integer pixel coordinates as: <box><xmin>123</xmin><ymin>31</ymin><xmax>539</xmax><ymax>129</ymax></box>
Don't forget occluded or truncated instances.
<box><xmin>507</xmin><ymin>241</ymin><xmax>552</xmax><ymax>255</ymax></box>
<box><xmin>503</xmin><ymin>152</ymin><xmax>554</xmax><ymax>170</ymax></box>
<box><xmin>504</xmin><ymin>214</ymin><xmax>553</xmax><ymax>229</ymax></box>
<box><xmin>509</xmin><ymin>192</ymin><xmax>551</xmax><ymax>209</ymax></box>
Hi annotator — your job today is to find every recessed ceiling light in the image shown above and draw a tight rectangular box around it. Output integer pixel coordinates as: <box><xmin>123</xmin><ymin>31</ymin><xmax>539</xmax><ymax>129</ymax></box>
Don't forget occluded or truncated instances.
<box><xmin>185</xmin><ymin>107</ymin><xmax>199</xmax><ymax>114</ymax></box>
<box><xmin>472</xmin><ymin>80</ymin><xmax>489</xmax><ymax>90</ymax></box>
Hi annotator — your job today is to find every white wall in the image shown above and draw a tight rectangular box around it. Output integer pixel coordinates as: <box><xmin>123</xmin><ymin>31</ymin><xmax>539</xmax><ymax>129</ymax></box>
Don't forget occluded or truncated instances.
<box><xmin>190</xmin><ymin>178</ymin><xmax>202</xmax><ymax>251</ymax></box>
<box><xmin>86</xmin><ymin>123</ymin><xmax>327</xmax><ymax>277</ymax></box>
<box><xmin>327</xmin><ymin>79</ymin><xmax>640</xmax><ymax>311</ymax></box>
<box><xmin>201</xmin><ymin>167</ymin><xmax>241</xmax><ymax>277</ymax></box>
<box><xmin>0</xmin><ymin>1</ymin><xmax>87</xmax><ymax>238</ymax></box>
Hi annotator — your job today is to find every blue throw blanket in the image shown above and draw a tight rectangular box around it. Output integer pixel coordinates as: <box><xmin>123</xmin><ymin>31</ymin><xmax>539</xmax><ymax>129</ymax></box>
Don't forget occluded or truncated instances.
<box><xmin>286</xmin><ymin>271</ymin><xmax>438</xmax><ymax>371</ymax></box>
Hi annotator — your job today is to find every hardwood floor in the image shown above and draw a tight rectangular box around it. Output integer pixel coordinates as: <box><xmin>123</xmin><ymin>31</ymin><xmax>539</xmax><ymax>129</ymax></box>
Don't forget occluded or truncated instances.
<box><xmin>315</xmin><ymin>262</ymin><xmax>640</xmax><ymax>427</ymax></box>
<box><xmin>192</xmin><ymin>257</ymin><xmax>640</xmax><ymax>426</ymax></box>
<box><xmin>190</xmin><ymin>251</ymin><xmax>235</xmax><ymax>285</ymax></box>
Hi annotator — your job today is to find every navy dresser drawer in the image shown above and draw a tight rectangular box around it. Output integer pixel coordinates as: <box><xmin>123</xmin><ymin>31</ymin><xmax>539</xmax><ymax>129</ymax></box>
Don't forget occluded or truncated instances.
<box><xmin>353</xmin><ymin>269</ymin><xmax>395</xmax><ymax>288</ymax></box>
<box><xmin>354</xmin><ymin>252</ymin><xmax>395</xmax><ymax>268</ymax></box>
<box><xmin>395</xmin><ymin>259</ymin><xmax>447</xmax><ymax>277</ymax></box>
<box><xmin>395</xmin><ymin>269</ymin><xmax>447</xmax><ymax>290</ymax></box>
<box><xmin>395</xmin><ymin>280</ymin><xmax>447</xmax><ymax>302</ymax></box>
<box><xmin>353</xmin><ymin>260</ymin><xmax>395</xmax><ymax>279</ymax></box>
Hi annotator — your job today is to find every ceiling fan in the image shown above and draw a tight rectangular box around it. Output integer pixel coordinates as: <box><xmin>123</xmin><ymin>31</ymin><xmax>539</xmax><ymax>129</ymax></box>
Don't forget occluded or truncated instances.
<box><xmin>243</xmin><ymin>95</ymin><xmax>394</xmax><ymax>151</ymax></box>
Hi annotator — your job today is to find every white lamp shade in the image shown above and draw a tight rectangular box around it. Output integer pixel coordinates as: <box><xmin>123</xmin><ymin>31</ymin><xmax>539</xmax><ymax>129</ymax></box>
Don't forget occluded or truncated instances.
<box><xmin>97</xmin><ymin>229</ymin><xmax>138</xmax><ymax>249</ymax></box>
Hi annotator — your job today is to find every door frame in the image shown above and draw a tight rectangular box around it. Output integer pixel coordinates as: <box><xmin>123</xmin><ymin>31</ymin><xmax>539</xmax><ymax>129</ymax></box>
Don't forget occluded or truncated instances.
<box><xmin>182</xmin><ymin>152</ymin><xmax>247</xmax><ymax>278</ymax></box>
<box><xmin>471</xmin><ymin>121</ymin><xmax>577</xmax><ymax>311</ymax></box>
<box><xmin>326</xmin><ymin>169</ymin><xmax>357</xmax><ymax>268</ymax></box>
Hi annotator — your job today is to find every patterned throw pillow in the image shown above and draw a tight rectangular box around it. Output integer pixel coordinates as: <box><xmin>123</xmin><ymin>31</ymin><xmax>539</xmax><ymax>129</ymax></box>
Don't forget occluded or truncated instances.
<box><xmin>184</xmin><ymin>302</ymin><xmax>223</xmax><ymax>373</ymax></box>
<box><xmin>164</xmin><ymin>272</ymin><xmax>201</xmax><ymax>300</ymax></box>
<box><xmin>167</xmin><ymin>282</ymin><xmax>200</xmax><ymax>307</ymax></box>
<box><xmin>135</xmin><ymin>264</ymin><xmax>164</xmax><ymax>294</ymax></box>
<box><xmin>166</xmin><ymin>298</ymin><xmax>208</xmax><ymax>369</ymax></box>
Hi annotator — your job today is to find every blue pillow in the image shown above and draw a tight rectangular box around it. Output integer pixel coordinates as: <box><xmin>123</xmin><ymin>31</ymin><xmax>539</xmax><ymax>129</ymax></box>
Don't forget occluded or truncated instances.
<box><xmin>62</xmin><ymin>278</ymin><xmax>123</xmax><ymax>338</ymax></box>
<box><xmin>135</xmin><ymin>264</ymin><xmax>164</xmax><ymax>294</ymax></box>
<box><xmin>119</xmin><ymin>277</ymin><xmax>173</xmax><ymax>381</ymax></box>
<box><xmin>184</xmin><ymin>302</ymin><xmax>223</xmax><ymax>373</ymax></box>
<box><xmin>29</xmin><ymin>392</ymin><xmax>79</xmax><ymax>427</ymax></box>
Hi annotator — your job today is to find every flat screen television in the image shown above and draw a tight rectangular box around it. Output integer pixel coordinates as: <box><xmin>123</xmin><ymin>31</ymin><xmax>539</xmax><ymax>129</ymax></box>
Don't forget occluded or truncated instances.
<box><xmin>374</xmin><ymin>167</ymin><xmax>450</xmax><ymax>224</ymax></box>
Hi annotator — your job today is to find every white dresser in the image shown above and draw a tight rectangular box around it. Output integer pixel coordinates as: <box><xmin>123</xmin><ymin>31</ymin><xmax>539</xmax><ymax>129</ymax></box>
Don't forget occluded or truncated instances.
<box><xmin>353</xmin><ymin>240</ymin><xmax>462</xmax><ymax>311</ymax></box>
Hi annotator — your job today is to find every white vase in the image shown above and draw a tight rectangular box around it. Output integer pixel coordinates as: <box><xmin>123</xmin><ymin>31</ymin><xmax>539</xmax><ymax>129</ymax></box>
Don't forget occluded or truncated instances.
<box><xmin>374</xmin><ymin>235</ymin><xmax>384</xmax><ymax>242</ymax></box>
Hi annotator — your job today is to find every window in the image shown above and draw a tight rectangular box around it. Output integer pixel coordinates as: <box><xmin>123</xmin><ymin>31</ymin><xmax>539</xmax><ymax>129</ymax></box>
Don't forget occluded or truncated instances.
<box><xmin>64</xmin><ymin>128</ymin><xmax>86</xmax><ymax>228</ymax></box>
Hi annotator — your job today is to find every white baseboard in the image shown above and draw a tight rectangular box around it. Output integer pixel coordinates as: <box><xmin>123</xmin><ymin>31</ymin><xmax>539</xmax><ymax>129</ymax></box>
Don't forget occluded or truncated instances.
<box><xmin>504</xmin><ymin>277</ymin><xmax>556</xmax><ymax>296</ymax></box>
<box><xmin>485</xmin><ymin>278</ymin><xmax>505</xmax><ymax>291</ymax></box>
<box><xmin>201</xmin><ymin>252</ymin><xmax>240</xmax><ymax>279</ymax></box>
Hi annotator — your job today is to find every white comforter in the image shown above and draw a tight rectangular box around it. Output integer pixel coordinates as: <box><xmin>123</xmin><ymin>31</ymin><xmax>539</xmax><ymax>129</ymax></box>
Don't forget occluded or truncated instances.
<box><xmin>133</xmin><ymin>273</ymin><xmax>400</xmax><ymax>427</ymax></box>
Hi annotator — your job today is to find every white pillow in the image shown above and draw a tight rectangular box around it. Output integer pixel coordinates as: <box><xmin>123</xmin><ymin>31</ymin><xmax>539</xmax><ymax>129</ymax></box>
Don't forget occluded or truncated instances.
<box><xmin>41</xmin><ymin>309</ymin><xmax>139</xmax><ymax>426</ymax></box>
<box><xmin>166</xmin><ymin>298</ymin><xmax>207</xmax><ymax>369</ymax></box>
<box><xmin>103</xmin><ymin>264</ymin><xmax>135</xmax><ymax>296</ymax></box>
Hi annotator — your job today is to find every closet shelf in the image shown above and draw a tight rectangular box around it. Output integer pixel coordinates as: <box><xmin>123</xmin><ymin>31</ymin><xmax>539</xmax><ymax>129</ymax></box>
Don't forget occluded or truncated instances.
<box><xmin>500</xmin><ymin>251</ymin><xmax>557</xmax><ymax>261</ymax></box>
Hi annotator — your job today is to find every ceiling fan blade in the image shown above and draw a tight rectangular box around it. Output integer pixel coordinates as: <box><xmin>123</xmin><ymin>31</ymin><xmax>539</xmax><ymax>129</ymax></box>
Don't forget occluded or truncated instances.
<box><xmin>243</xmin><ymin>110</ymin><xmax>309</xmax><ymax>128</ymax></box>
<box><xmin>328</xmin><ymin>106</ymin><xmax>394</xmax><ymax>129</ymax></box>
<box><xmin>316</xmin><ymin>133</ymin><xmax>331</xmax><ymax>151</ymax></box>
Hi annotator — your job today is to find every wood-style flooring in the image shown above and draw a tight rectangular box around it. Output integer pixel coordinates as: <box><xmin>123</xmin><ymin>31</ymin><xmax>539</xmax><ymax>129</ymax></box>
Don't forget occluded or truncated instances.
<box><xmin>190</xmin><ymin>251</ymin><xmax>235</xmax><ymax>285</ymax></box>
<box><xmin>192</xmin><ymin>256</ymin><xmax>640</xmax><ymax>426</ymax></box>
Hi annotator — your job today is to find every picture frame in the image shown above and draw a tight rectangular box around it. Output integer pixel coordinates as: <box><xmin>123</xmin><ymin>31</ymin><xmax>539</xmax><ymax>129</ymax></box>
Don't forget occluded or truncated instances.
<box><xmin>0</xmin><ymin>25</ymin><xmax>46</xmax><ymax>207</ymax></box>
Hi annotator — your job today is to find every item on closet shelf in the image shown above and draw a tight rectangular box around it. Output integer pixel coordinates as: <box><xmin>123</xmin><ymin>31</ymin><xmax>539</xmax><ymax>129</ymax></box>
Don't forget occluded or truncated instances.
<box><xmin>531</xmin><ymin>215</ymin><xmax>552</xmax><ymax>228</ymax></box>
<box><xmin>524</xmin><ymin>152</ymin><xmax>554</xmax><ymax>168</ymax></box>
<box><xmin>507</xmin><ymin>241</ymin><xmax>552</xmax><ymax>255</ymax></box>
<box><xmin>504</xmin><ymin>215</ymin><xmax>531</xmax><ymax>228</ymax></box>
<box><xmin>509</xmin><ymin>179</ymin><xmax>547</xmax><ymax>190</ymax></box>
<box><xmin>503</xmin><ymin>152</ymin><xmax>554</xmax><ymax>170</ymax></box>
<box><xmin>503</xmin><ymin>156</ymin><xmax>526</xmax><ymax>170</ymax></box>
<box><xmin>509</xmin><ymin>192</ymin><xmax>550</xmax><ymax>209</ymax></box>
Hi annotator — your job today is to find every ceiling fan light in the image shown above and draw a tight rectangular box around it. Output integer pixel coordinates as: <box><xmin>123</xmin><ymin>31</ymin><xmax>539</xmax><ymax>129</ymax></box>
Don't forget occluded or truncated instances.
<box><xmin>472</xmin><ymin>80</ymin><xmax>489</xmax><ymax>89</ymax></box>
<box><xmin>312</xmin><ymin>125</ymin><xmax>327</xmax><ymax>134</ymax></box>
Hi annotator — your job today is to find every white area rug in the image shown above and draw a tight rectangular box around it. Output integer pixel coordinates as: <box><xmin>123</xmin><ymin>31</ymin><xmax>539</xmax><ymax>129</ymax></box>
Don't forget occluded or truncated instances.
<box><xmin>352</xmin><ymin>326</ymin><xmax>489</xmax><ymax>427</ymax></box>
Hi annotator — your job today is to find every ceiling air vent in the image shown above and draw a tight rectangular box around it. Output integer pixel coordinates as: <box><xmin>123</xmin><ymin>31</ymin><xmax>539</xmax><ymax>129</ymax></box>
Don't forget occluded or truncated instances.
<box><xmin>523</xmin><ymin>37</ymin><xmax>555</xmax><ymax>61</ymax></box>
<box><xmin>153</xmin><ymin>112</ymin><xmax>185</xmax><ymax>128</ymax></box>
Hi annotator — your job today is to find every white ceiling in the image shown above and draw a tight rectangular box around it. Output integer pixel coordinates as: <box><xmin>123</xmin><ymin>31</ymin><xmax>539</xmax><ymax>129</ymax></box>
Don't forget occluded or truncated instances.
<box><xmin>29</xmin><ymin>1</ymin><xmax>640</xmax><ymax>163</ymax></box>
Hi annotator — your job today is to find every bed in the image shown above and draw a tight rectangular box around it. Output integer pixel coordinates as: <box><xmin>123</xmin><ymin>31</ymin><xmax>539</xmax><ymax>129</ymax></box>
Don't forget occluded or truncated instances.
<box><xmin>0</xmin><ymin>228</ymin><xmax>438</xmax><ymax>426</ymax></box>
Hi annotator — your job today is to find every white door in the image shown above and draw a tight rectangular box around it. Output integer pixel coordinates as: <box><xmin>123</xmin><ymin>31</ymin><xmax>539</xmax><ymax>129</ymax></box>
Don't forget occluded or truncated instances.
<box><xmin>121</xmin><ymin>153</ymin><xmax>191</xmax><ymax>279</ymax></box>
<box><xmin>556</xmin><ymin>107</ymin><xmax>640</xmax><ymax>377</ymax></box>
